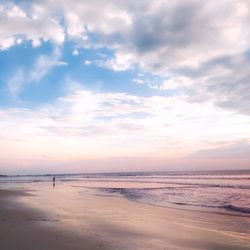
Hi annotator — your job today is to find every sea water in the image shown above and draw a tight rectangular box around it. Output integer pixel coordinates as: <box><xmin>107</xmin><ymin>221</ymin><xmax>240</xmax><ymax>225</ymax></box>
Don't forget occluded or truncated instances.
<box><xmin>1</xmin><ymin>170</ymin><xmax>249</xmax><ymax>216</ymax></box>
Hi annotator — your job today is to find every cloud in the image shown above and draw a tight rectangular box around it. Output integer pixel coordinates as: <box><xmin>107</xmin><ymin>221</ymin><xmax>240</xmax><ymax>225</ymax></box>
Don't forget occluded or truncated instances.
<box><xmin>29</xmin><ymin>47</ymin><xmax>68</xmax><ymax>82</ymax></box>
<box><xmin>0</xmin><ymin>37</ymin><xmax>16</xmax><ymax>50</ymax></box>
<box><xmin>1</xmin><ymin>0</ymin><xmax>250</xmax><ymax>117</ymax></box>
<box><xmin>32</xmin><ymin>39</ymin><xmax>41</xmax><ymax>47</ymax></box>
<box><xmin>0</xmin><ymin>87</ymin><xmax>250</xmax><ymax>168</ymax></box>
<box><xmin>16</xmin><ymin>0</ymin><xmax>248</xmax><ymax>115</ymax></box>
<box><xmin>0</xmin><ymin>3</ymin><xmax>64</xmax><ymax>50</ymax></box>
<box><xmin>171</xmin><ymin>52</ymin><xmax>250</xmax><ymax>115</ymax></box>
<box><xmin>72</xmin><ymin>49</ymin><xmax>79</xmax><ymax>56</ymax></box>
<box><xmin>194</xmin><ymin>140</ymin><xmax>250</xmax><ymax>159</ymax></box>
<box><xmin>132</xmin><ymin>78</ymin><xmax>144</xmax><ymax>84</ymax></box>
<box><xmin>160</xmin><ymin>76</ymin><xmax>192</xmax><ymax>90</ymax></box>
<box><xmin>2</xmin><ymin>1</ymin><xmax>250</xmax><ymax>71</ymax></box>
<box><xmin>101</xmin><ymin>51</ymin><xmax>135</xmax><ymax>71</ymax></box>
<box><xmin>47</xmin><ymin>0</ymin><xmax>249</xmax><ymax>70</ymax></box>
<box><xmin>6</xmin><ymin>46</ymin><xmax>68</xmax><ymax>96</ymax></box>
<box><xmin>84</xmin><ymin>60</ymin><xmax>91</xmax><ymax>65</ymax></box>
<box><xmin>7</xmin><ymin>68</ymin><xmax>24</xmax><ymax>96</ymax></box>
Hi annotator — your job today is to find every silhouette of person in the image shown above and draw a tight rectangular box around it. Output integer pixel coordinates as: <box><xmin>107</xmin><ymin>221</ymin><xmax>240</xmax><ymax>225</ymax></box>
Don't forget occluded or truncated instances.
<box><xmin>53</xmin><ymin>177</ymin><xmax>55</xmax><ymax>187</ymax></box>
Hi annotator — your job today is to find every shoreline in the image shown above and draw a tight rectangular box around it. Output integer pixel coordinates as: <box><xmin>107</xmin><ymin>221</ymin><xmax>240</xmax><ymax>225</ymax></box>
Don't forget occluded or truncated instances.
<box><xmin>71</xmin><ymin>183</ymin><xmax>250</xmax><ymax>218</ymax></box>
<box><xmin>4</xmin><ymin>182</ymin><xmax>250</xmax><ymax>218</ymax></box>
<box><xmin>1</xmin><ymin>183</ymin><xmax>250</xmax><ymax>250</ymax></box>
<box><xmin>93</xmin><ymin>192</ymin><xmax>250</xmax><ymax>218</ymax></box>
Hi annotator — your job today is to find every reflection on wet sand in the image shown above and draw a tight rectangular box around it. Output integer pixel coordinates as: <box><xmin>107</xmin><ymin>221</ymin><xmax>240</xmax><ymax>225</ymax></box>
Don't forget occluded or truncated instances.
<box><xmin>0</xmin><ymin>182</ymin><xmax>249</xmax><ymax>250</ymax></box>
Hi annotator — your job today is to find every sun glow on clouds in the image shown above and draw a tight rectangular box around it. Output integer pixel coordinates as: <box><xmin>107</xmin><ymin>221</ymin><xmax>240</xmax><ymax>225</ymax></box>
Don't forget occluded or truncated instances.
<box><xmin>1</xmin><ymin>88</ymin><xmax>250</xmax><ymax>173</ymax></box>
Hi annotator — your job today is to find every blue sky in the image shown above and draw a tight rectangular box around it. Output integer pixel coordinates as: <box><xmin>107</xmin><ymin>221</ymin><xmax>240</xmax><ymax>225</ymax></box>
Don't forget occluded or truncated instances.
<box><xmin>0</xmin><ymin>39</ymin><xmax>167</xmax><ymax>107</ymax></box>
<box><xmin>0</xmin><ymin>0</ymin><xmax>250</xmax><ymax>174</ymax></box>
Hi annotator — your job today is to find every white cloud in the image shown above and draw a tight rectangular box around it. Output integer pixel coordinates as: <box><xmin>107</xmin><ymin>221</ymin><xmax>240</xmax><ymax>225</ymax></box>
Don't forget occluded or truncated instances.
<box><xmin>72</xmin><ymin>49</ymin><xmax>79</xmax><ymax>56</ymax></box>
<box><xmin>16</xmin><ymin>38</ymin><xmax>22</xmax><ymax>45</ymax></box>
<box><xmin>7</xmin><ymin>68</ymin><xmax>24</xmax><ymax>96</ymax></box>
<box><xmin>132</xmin><ymin>78</ymin><xmax>145</xmax><ymax>84</ymax></box>
<box><xmin>1</xmin><ymin>0</ymin><xmax>250</xmax><ymax>116</ymax></box>
<box><xmin>32</xmin><ymin>39</ymin><xmax>41</xmax><ymax>47</ymax></box>
<box><xmin>160</xmin><ymin>76</ymin><xmax>192</xmax><ymax>90</ymax></box>
<box><xmin>0</xmin><ymin>37</ymin><xmax>15</xmax><ymax>50</ymax></box>
<box><xmin>47</xmin><ymin>0</ymin><xmax>249</xmax><ymax>71</ymax></box>
<box><xmin>66</xmin><ymin>12</ymin><xmax>85</xmax><ymax>37</ymax></box>
<box><xmin>1</xmin><ymin>88</ymin><xmax>250</xmax><ymax>166</ymax></box>
<box><xmin>6</xmin><ymin>47</ymin><xmax>68</xmax><ymax>95</ymax></box>
<box><xmin>0</xmin><ymin>3</ymin><xmax>64</xmax><ymax>50</ymax></box>
<box><xmin>84</xmin><ymin>60</ymin><xmax>91</xmax><ymax>65</ymax></box>
<box><xmin>6</xmin><ymin>5</ymin><xmax>27</xmax><ymax>18</ymax></box>
<box><xmin>1</xmin><ymin>1</ymin><xmax>250</xmax><ymax>69</ymax></box>
<box><xmin>104</xmin><ymin>51</ymin><xmax>135</xmax><ymax>71</ymax></box>
<box><xmin>29</xmin><ymin>47</ymin><xmax>67</xmax><ymax>82</ymax></box>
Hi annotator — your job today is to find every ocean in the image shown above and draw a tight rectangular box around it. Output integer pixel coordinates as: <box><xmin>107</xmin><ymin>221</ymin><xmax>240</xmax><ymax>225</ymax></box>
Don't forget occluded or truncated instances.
<box><xmin>1</xmin><ymin>170</ymin><xmax>250</xmax><ymax>216</ymax></box>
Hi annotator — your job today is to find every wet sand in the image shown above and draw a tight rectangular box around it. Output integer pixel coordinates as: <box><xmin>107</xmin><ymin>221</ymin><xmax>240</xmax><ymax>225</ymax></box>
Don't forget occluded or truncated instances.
<box><xmin>0</xmin><ymin>182</ymin><xmax>250</xmax><ymax>250</ymax></box>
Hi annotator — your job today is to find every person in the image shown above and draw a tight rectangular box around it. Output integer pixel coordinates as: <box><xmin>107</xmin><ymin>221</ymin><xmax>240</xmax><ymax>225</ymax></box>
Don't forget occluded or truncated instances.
<box><xmin>53</xmin><ymin>177</ymin><xmax>55</xmax><ymax>187</ymax></box>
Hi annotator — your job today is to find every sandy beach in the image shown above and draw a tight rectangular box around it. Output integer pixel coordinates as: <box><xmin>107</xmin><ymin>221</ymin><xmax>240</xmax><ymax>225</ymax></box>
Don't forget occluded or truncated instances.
<box><xmin>0</xmin><ymin>182</ymin><xmax>250</xmax><ymax>250</ymax></box>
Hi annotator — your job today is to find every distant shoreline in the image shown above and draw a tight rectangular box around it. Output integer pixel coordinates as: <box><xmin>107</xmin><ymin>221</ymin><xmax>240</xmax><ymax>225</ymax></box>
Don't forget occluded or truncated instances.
<box><xmin>1</xmin><ymin>168</ymin><xmax>250</xmax><ymax>177</ymax></box>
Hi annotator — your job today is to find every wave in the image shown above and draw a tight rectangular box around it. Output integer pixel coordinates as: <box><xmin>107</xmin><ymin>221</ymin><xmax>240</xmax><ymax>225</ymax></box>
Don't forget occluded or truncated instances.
<box><xmin>173</xmin><ymin>202</ymin><xmax>250</xmax><ymax>215</ymax></box>
<box><xmin>99</xmin><ymin>188</ymin><xmax>144</xmax><ymax>200</ymax></box>
<box><xmin>221</xmin><ymin>205</ymin><xmax>250</xmax><ymax>214</ymax></box>
<box><xmin>98</xmin><ymin>187</ymin><xmax>250</xmax><ymax>216</ymax></box>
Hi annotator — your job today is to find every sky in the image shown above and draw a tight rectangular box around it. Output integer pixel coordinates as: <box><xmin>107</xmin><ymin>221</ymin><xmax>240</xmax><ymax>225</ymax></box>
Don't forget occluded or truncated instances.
<box><xmin>0</xmin><ymin>0</ymin><xmax>250</xmax><ymax>174</ymax></box>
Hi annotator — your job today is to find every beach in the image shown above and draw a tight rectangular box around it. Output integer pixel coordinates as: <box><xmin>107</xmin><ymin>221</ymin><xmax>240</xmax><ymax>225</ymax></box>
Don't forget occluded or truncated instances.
<box><xmin>1</xmin><ymin>182</ymin><xmax>250</xmax><ymax>250</ymax></box>
<box><xmin>1</xmin><ymin>1</ymin><xmax>250</xmax><ymax>249</ymax></box>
